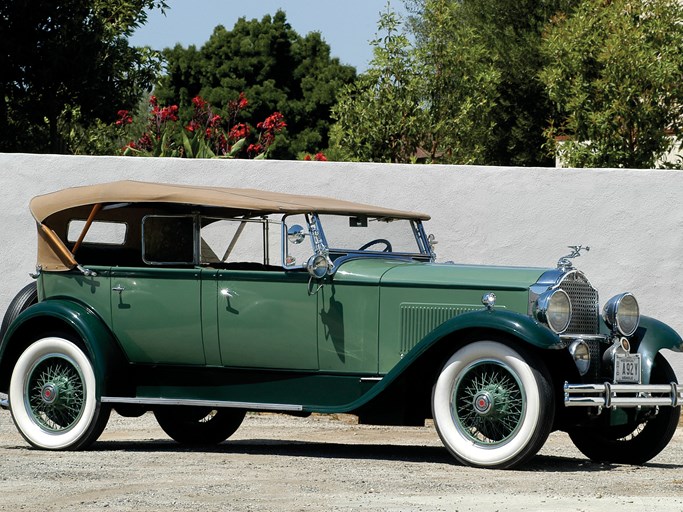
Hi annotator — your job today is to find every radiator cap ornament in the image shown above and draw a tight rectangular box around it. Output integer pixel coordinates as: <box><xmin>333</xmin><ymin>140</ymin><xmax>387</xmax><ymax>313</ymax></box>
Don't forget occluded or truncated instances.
<box><xmin>557</xmin><ymin>245</ymin><xmax>590</xmax><ymax>271</ymax></box>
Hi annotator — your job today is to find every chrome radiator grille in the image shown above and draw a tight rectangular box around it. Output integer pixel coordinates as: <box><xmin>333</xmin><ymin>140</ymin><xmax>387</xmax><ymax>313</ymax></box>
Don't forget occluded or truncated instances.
<box><xmin>558</xmin><ymin>272</ymin><xmax>599</xmax><ymax>334</ymax></box>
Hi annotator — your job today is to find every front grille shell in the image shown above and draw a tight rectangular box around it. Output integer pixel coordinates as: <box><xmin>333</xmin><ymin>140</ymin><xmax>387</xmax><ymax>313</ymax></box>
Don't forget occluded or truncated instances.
<box><xmin>530</xmin><ymin>269</ymin><xmax>600</xmax><ymax>336</ymax></box>
<box><xmin>556</xmin><ymin>271</ymin><xmax>599</xmax><ymax>335</ymax></box>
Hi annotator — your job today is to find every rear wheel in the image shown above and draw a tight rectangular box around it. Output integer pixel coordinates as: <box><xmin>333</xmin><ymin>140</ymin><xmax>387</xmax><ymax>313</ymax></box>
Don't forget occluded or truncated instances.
<box><xmin>568</xmin><ymin>354</ymin><xmax>680</xmax><ymax>464</ymax></box>
<box><xmin>0</xmin><ymin>282</ymin><xmax>38</xmax><ymax>340</ymax></box>
<box><xmin>154</xmin><ymin>406</ymin><xmax>246</xmax><ymax>445</ymax></box>
<box><xmin>9</xmin><ymin>336</ymin><xmax>110</xmax><ymax>449</ymax></box>
<box><xmin>432</xmin><ymin>340</ymin><xmax>554</xmax><ymax>469</ymax></box>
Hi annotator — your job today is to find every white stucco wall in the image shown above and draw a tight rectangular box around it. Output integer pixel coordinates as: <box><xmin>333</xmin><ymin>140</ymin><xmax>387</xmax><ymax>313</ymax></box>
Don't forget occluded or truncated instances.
<box><xmin>1</xmin><ymin>153</ymin><xmax>682</xmax><ymax>374</ymax></box>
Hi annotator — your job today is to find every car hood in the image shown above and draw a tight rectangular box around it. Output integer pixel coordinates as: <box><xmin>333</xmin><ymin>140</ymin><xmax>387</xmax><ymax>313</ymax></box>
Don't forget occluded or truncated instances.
<box><xmin>334</xmin><ymin>258</ymin><xmax>547</xmax><ymax>291</ymax></box>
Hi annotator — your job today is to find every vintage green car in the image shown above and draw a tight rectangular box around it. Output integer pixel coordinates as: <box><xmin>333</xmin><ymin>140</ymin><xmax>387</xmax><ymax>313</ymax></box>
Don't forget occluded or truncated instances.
<box><xmin>0</xmin><ymin>180</ymin><xmax>681</xmax><ymax>469</ymax></box>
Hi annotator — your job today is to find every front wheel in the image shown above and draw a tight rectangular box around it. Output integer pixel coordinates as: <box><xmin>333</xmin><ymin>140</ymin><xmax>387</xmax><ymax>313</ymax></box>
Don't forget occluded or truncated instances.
<box><xmin>154</xmin><ymin>406</ymin><xmax>246</xmax><ymax>445</ymax></box>
<box><xmin>568</xmin><ymin>354</ymin><xmax>680</xmax><ymax>465</ymax></box>
<box><xmin>432</xmin><ymin>340</ymin><xmax>554</xmax><ymax>469</ymax></box>
<box><xmin>9</xmin><ymin>336</ymin><xmax>110</xmax><ymax>449</ymax></box>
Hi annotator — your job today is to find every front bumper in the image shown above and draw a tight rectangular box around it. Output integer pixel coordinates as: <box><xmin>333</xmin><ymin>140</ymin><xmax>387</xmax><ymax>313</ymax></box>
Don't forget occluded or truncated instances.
<box><xmin>564</xmin><ymin>382</ymin><xmax>683</xmax><ymax>408</ymax></box>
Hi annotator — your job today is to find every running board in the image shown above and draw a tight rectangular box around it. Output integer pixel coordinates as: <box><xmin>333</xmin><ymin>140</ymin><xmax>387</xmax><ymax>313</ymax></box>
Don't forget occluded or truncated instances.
<box><xmin>101</xmin><ymin>396</ymin><xmax>303</xmax><ymax>412</ymax></box>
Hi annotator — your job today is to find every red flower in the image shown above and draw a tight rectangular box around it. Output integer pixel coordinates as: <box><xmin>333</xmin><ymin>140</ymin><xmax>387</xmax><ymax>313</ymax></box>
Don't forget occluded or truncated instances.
<box><xmin>314</xmin><ymin>152</ymin><xmax>327</xmax><ymax>161</ymax></box>
<box><xmin>149</xmin><ymin>95</ymin><xmax>158</xmax><ymax>107</ymax></box>
<box><xmin>228</xmin><ymin>123</ymin><xmax>250</xmax><ymax>141</ymax></box>
<box><xmin>247</xmin><ymin>143</ymin><xmax>263</xmax><ymax>154</ymax></box>
<box><xmin>115</xmin><ymin>109</ymin><xmax>132</xmax><ymax>126</ymax></box>
<box><xmin>257</xmin><ymin>112</ymin><xmax>286</xmax><ymax>132</ymax></box>
<box><xmin>160</xmin><ymin>105</ymin><xmax>179</xmax><ymax>122</ymax></box>
<box><xmin>192</xmin><ymin>96</ymin><xmax>207</xmax><ymax>110</ymax></box>
<box><xmin>304</xmin><ymin>154</ymin><xmax>312</xmax><ymax>161</ymax></box>
<box><xmin>137</xmin><ymin>133</ymin><xmax>153</xmax><ymax>151</ymax></box>
<box><xmin>228</xmin><ymin>92</ymin><xmax>249</xmax><ymax>116</ymax></box>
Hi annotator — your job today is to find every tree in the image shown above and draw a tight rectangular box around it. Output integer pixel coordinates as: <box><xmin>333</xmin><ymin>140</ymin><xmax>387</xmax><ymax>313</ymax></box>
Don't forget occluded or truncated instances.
<box><xmin>154</xmin><ymin>11</ymin><xmax>356</xmax><ymax>159</ymax></box>
<box><xmin>540</xmin><ymin>0</ymin><xmax>683</xmax><ymax>168</ymax></box>
<box><xmin>331</xmin><ymin>1</ymin><xmax>499</xmax><ymax>164</ymax></box>
<box><xmin>0</xmin><ymin>0</ymin><xmax>167</xmax><ymax>154</ymax></box>
<box><xmin>331</xmin><ymin>7</ymin><xmax>424</xmax><ymax>163</ymax></box>
<box><xmin>412</xmin><ymin>0</ymin><xmax>500</xmax><ymax>164</ymax></box>
<box><xmin>406</xmin><ymin>0</ymin><xmax>578</xmax><ymax>166</ymax></box>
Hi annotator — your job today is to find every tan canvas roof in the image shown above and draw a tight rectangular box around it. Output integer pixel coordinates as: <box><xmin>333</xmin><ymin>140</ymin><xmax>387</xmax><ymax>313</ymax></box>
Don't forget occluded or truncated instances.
<box><xmin>30</xmin><ymin>180</ymin><xmax>430</xmax><ymax>222</ymax></box>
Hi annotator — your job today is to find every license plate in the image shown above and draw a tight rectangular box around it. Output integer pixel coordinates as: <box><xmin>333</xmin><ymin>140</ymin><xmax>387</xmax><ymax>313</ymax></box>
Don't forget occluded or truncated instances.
<box><xmin>614</xmin><ymin>353</ymin><xmax>641</xmax><ymax>383</ymax></box>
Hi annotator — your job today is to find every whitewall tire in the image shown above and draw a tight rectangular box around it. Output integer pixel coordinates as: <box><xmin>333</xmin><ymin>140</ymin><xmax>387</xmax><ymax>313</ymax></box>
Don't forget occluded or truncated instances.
<box><xmin>9</xmin><ymin>336</ymin><xmax>109</xmax><ymax>450</ymax></box>
<box><xmin>432</xmin><ymin>340</ymin><xmax>554</xmax><ymax>469</ymax></box>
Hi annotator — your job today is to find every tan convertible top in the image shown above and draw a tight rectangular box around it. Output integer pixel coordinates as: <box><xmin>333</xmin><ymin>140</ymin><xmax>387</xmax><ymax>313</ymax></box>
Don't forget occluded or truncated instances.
<box><xmin>30</xmin><ymin>180</ymin><xmax>430</xmax><ymax>222</ymax></box>
<box><xmin>31</xmin><ymin>181</ymin><xmax>430</xmax><ymax>272</ymax></box>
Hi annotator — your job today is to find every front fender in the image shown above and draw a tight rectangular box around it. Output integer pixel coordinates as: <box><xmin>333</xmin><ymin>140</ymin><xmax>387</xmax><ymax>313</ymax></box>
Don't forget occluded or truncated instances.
<box><xmin>634</xmin><ymin>315</ymin><xmax>683</xmax><ymax>384</ymax></box>
<box><xmin>315</xmin><ymin>308</ymin><xmax>560</xmax><ymax>413</ymax></box>
<box><xmin>416</xmin><ymin>308</ymin><xmax>562</xmax><ymax>352</ymax></box>
<box><xmin>0</xmin><ymin>299</ymin><xmax>129</xmax><ymax>396</ymax></box>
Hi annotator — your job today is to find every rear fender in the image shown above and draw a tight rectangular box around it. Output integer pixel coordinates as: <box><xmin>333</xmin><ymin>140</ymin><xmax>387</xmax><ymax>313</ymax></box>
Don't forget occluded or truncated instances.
<box><xmin>0</xmin><ymin>299</ymin><xmax>130</xmax><ymax>396</ymax></box>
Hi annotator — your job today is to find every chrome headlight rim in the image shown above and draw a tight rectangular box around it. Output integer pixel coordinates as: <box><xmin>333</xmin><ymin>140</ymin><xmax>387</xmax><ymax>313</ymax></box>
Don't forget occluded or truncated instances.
<box><xmin>602</xmin><ymin>292</ymin><xmax>640</xmax><ymax>337</ymax></box>
<box><xmin>568</xmin><ymin>339</ymin><xmax>591</xmax><ymax>376</ymax></box>
<box><xmin>535</xmin><ymin>288</ymin><xmax>572</xmax><ymax>334</ymax></box>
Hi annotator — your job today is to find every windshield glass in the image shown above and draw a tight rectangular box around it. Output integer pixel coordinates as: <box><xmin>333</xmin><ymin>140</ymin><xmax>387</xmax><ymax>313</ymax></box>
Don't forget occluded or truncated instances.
<box><xmin>317</xmin><ymin>214</ymin><xmax>426</xmax><ymax>255</ymax></box>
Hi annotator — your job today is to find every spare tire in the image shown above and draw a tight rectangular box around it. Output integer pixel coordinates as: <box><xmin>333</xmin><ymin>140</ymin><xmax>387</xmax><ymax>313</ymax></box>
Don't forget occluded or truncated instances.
<box><xmin>1</xmin><ymin>282</ymin><xmax>38</xmax><ymax>340</ymax></box>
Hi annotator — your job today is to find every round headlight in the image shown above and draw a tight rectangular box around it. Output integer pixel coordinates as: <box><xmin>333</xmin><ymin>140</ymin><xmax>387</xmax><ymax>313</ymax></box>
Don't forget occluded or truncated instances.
<box><xmin>535</xmin><ymin>289</ymin><xmax>572</xmax><ymax>334</ymax></box>
<box><xmin>602</xmin><ymin>292</ymin><xmax>640</xmax><ymax>336</ymax></box>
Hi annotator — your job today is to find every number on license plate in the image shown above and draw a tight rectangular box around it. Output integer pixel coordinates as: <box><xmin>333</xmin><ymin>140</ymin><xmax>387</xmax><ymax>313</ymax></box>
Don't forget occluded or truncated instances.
<box><xmin>614</xmin><ymin>353</ymin><xmax>641</xmax><ymax>383</ymax></box>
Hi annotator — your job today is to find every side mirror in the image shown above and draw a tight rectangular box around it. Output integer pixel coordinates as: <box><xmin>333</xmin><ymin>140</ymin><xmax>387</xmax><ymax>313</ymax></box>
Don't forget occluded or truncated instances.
<box><xmin>287</xmin><ymin>224</ymin><xmax>306</xmax><ymax>245</ymax></box>
<box><xmin>306</xmin><ymin>253</ymin><xmax>331</xmax><ymax>279</ymax></box>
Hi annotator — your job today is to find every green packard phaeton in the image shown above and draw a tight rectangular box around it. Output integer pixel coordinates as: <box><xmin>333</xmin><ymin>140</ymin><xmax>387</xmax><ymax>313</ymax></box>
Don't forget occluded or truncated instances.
<box><xmin>0</xmin><ymin>181</ymin><xmax>681</xmax><ymax>469</ymax></box>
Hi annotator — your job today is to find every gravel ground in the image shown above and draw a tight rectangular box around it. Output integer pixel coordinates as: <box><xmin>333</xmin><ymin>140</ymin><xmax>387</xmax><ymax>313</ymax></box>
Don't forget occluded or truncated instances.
<box><xmin>1</xmin><ymin>410</ymin><xmax>683</xmax><ymax>512</ymax></box>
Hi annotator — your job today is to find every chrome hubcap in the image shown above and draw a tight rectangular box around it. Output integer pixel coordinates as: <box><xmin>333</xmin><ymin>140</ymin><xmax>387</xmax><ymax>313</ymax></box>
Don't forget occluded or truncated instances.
<box><xmin>473</xmin><ymin>392</ymin><xmax>493</xmax><ymax>415</ymax></box>
<box><xmin>41</xmin><ymin>383</ymin><xmax>59</xmax><ymax>404</ymax></box>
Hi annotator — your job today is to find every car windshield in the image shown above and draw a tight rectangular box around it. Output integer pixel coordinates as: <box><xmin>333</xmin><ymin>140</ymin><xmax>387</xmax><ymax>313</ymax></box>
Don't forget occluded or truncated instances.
<box><xmin>318</xmin><ymin>214</ymin><xmax>427</xmax><ymax>256</ymax></box>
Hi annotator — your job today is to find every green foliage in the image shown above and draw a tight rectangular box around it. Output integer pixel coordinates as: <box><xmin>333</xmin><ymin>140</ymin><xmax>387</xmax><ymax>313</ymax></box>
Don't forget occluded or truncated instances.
<box><xmin>540</xmin><ymin>0</ymin><xmax>683</xmax><ymax>169</ymax></box>
<box><xmin>331</xmin><ymin>7</ymin><xmax>424</xmax><ymax>163</ymax></box>
<box><xmin>154</xmin><ymin>11</ymin><xmax>355</xmax><ymax>159</ymax></box>
<box><xmin>412</xmin><ymin>0</ymin><xmax>500</xmax><ymax>164</ymax></box>
<box><xmin>0</xmin><ymin>0</ymin><xmax>167</xmax><ymax>154</ymax></box>
<box><xmin>405</xmin><ymin>0</ymin><xmax>578</xmax><ymax>166</ymax></box>
<box><xmin>331</xmin><ymin>1</ymin><xmax>499</xmax><ymax>164</ymax></box>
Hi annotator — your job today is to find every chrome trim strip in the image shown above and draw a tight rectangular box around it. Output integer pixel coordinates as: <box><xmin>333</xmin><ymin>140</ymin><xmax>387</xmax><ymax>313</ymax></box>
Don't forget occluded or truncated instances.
<box><xmin>0</xmin><ymin>393</ymin><xmax>9</xmax><ymax>410</ymax></box>
<box><xmin>101</xmin><ymin>396</ymin><xmax>303</xmax><ymax>412</ymax></box>
<box><xmin>564</xmin><ymin>381</ymin><xmax>683</xmax><ymax>408</ymax></box>
<box><xmin>359</xmin><ymin>377</ymin><xmax>383</xmax><ymax>382</ymax></box>
<box><xmin>559</xmin><ymin>334</ymin><xmax>607</xmax><ymax>342</ymax></box>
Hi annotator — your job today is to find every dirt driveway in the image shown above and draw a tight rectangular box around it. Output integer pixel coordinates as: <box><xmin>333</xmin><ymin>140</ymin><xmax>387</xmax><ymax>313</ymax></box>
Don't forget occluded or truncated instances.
<box><xmin>1</xmin><ymin>411</ymin><xmax>682</xmax><ymax>512</ymax></box>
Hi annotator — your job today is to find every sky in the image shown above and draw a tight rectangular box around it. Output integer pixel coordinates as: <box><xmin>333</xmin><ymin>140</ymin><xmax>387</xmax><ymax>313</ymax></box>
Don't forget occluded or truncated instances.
<box><xmin>129</xmin><ymin>0</ymin><xmax>409</xmax><ymax>72</ymax></box>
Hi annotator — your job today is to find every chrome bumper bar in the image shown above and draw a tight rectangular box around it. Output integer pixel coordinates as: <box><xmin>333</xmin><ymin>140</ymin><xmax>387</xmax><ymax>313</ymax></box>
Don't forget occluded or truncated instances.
<box><xmin>564</xmin><ymin>382</ymin><xmax>683</xmax><ymax>408</ymax></box>
<box><xmin>0</xmin><ymin>393</ymin><xmax>8</xmax><ymax>410</ymax></box>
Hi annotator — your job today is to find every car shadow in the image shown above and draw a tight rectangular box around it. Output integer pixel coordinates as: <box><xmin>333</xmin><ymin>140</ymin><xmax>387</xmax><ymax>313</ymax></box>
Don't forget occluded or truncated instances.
<box><xmin>42</xmin><ymin>438</ymin><xmax>681</xmax><ymax>472</ymax></box>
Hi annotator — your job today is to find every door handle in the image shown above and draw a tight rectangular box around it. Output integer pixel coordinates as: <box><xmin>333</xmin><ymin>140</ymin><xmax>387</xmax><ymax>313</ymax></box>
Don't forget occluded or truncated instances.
<box><xmin>220</xmin><ymin>288</ymin><xmax>238</xmax><ymax>298</ymax></box>
<box><xmin>112</xmin><ymin>285</ymin><xmax>125</xmax><ymax>293</ymax></box>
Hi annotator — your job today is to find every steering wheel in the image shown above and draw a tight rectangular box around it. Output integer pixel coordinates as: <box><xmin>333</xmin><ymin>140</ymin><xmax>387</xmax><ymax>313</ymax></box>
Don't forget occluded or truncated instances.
<box><xmin>358</xmin><ymin>238</ymin><xmax>393</xmax><ymax>252</ymax></box>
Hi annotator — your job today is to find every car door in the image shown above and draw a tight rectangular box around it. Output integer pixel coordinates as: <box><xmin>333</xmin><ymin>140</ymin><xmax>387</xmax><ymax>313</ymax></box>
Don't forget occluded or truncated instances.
<box><xmin>201</xmin><ymin>217</ymin><xmax>318</xmax><ymax>370</ymax></box>
<box><xmin>110</xmin><ymin>215</ymin><xmax>205</xmax><ymax>365</ymax></box>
